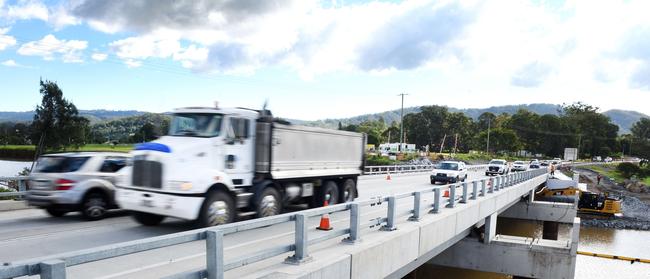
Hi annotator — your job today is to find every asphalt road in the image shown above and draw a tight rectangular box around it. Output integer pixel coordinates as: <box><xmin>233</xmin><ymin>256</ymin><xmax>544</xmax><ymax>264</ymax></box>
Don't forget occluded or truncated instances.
<box><xmin>0</xmin><ymin>168</ymin><xmax>489</xmax><ymax>278</ymax></box>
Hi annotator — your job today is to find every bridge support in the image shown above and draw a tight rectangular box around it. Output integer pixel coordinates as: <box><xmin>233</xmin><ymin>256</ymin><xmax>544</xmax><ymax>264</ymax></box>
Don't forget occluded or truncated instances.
<box><xmin>429</xmin><ymin>218</ymin><xmax>579</xmax><ymax>279</ymax></box>
<box><xmin>483</xmin><ymin>212</ymin><xmax>497</xmax><ymax>244</ymax></box>
<box><xmin>499</xmin><ymin>200</ymin><xmax>577</xmax><ymax>224</ymax></box>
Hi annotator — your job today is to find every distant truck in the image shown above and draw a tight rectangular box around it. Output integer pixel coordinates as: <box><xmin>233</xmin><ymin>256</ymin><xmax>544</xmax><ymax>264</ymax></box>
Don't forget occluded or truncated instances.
<box><xmin>116</xmin><ymin>106</ymin><xmax>365</xmax><ymax>227</ymax></box>
<box><xmin>564</xmin><ymin>148</ymin><xmax>578</xmax><ymax>161</ymax></box>
<box><xmin>378</xmin><ymin>143</ymin><xmax>416</xmax><ymax>155</ymax></box>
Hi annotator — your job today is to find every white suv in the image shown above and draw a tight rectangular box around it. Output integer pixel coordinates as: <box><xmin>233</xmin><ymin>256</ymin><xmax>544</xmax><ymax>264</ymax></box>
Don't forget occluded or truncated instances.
<box><xmin>430</xmin><ymin>161</ymin><xmax>468</xmax><ymax>184</ymax></box>
<box><xmin>485</xmin><ymin>159</ymin><xmax>509</xmax><ymax>176</ymax></box>
<box><xmin>511</xmin><ymin>161</ymin><xmax>527</xmax><ymax>172</ymax></box>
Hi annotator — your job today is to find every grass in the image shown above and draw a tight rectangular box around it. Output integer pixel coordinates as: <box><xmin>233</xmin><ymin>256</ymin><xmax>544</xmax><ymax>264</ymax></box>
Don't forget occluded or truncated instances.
<box><xmin>581</xmin><ymin>164</ymin><xmax>626</xmax><ymax>184</ymax></box>
<box><xmin>0</xmin><ymin>144</ymin><xmax>134</xmax><ymax>160</ymax></box>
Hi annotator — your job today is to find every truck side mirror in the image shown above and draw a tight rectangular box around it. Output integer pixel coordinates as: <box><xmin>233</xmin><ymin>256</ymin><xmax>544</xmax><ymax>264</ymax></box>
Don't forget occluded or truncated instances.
<box><xmin>224</xmin><ymin>137</ymin><xmax>236</xmax><ymax>145</ymax></box>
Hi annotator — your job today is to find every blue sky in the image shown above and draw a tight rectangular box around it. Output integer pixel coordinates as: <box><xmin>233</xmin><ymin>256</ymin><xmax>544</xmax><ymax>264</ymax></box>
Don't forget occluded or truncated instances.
<box><xmin>1</xmin><ymin>0</ymin><xmax>649</xmax><ymax>120</ymax></box>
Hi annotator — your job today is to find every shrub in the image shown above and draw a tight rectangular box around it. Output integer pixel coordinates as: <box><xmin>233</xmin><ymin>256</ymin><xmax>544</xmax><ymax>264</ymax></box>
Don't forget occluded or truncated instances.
<box><xmin>365</xmin><ymin>155</ymin><xmax>395</xmax><ymax>166</ymax></box>
<box><xmin>617</xmin><ymin>162</ymin><xmax>641</xmax><ymax>179</ymax></box>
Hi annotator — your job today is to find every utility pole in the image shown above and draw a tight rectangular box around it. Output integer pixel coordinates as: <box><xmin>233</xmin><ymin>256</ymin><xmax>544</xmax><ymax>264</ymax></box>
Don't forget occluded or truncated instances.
<box><xmin>439</xmin><ymin>134</ymin><xmax>447</xmax><ymax>154</ymax></box>
<box><xmin>453</xmin><ymin>134</ymin><xmax>459</xmax><ymax>156</ymax></box>
<box><xmin>486</xmin><ymin>117</ymin><xmax>491</xmax><ymax>154</ymax></box>
<box><xmin>398</xmin><ymin>93</ymin><xmax>408</xmax><ymax>150</ymax></box>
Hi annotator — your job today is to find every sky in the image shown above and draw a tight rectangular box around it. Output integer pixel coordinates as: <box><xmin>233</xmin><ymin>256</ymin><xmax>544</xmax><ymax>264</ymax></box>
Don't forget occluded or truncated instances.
<box><xmin>0</xmin><ymin>0</ymin><xmax>649</xmax><ymax>120</ymax></box>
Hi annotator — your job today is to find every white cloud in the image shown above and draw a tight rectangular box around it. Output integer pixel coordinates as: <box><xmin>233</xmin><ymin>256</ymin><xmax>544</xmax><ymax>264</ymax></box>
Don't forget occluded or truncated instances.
<box><xmin>91</xmin><ymin>52</ymin><xmax>107</xmax><ymax>61</ymax></box>
<box><xmin>1</xmin><ymin>59</ymin><xmax>17</xmax><ymax>66</ymax></box>
<box><xmin>1</xmin><ymin>0</ymin><xmax>48</xmax><ymax>21</ymax></box>
<box><xmin>123</xmin><ymin>59</ymin><xmax>141</xmax><ymax>68</ymax></box>
<box><xmin>0</xmin><ymin>27</ymin><xmax>16</xmax><ymax>51</ymax></box>
<box><xmin>17</xmin><ymin>34</ymin><xmax>88</xmax><ymax>63</ymax></box>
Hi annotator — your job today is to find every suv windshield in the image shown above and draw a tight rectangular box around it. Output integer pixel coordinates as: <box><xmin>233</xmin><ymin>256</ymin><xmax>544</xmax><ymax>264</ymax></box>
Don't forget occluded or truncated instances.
<box><xmin>169</xmin><ymin>113</ymin><xmax>223</xmax><ymax>137</ymax></box>
<box><xmin>34</xmin><ymin>156</ymin><xmax>90</xmax><ymax>173</ymax></box>
<box><xmin>438</xmin><ymin>162</ymin><xmax>459</xmax><ymax>170</ymax></box>
<box><xmin>489</xmin><ymin>160</ymin><xmax>505</xmax><ymax>165</ymax></box>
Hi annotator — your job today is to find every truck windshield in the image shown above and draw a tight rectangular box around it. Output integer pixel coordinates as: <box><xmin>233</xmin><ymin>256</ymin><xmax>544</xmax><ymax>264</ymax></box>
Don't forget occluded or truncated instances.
<box><xmin>169</xmin><ymin>113</ymin><xmax>223</xmax><ymax>137</ymax></box>
<box><xmin>438</xmin><ymin>162</ymin><xmax>458</xmax><ymax>170</ymax></box>
<box><xmin>489</xmin><ymin>160</ymin><xmax>505</xmax><ymax>165</ymax></box>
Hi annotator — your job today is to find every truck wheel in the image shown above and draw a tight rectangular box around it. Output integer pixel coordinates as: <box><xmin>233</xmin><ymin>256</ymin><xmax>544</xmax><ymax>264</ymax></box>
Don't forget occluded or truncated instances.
<box><xmin>46</xmin><ymin>208</ymin><xmax>67</xmax><ymax>217</ymax></box>
<box><xmin>339</xmin><ymin>179</ymin><xmax>357</xmax><ymax>203</ymax></box>
<box><xmin>255</xmin><ymin>187</ymin><xmax>282</xmax><ymax>218</ymax></box>
<box><xmin>132</xmin><ymin>211</ymin><xmax>165</xmax><ymax>226</ymax></box>
<box><xmin>82</xmin><ymin>192</ymin><xmax>108</xmax><ymax>221</ymax></box>
<box><xmin>197</xmin><ymin>190</ymin><xmax>235</xmax><ymax>227</ymax></box>
<box><xmin>313</xmin><ymin>181</ymin><xmax>339</xmax><ymax>207</ymax></box>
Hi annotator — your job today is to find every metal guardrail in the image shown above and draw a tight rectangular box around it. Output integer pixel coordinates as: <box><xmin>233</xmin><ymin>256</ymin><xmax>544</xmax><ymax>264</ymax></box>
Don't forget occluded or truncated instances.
<box><xmin>0</xmin><ymin>176</ymin><xmax>28</xmax><ymax>199</ymax></box>
<box><xmin>0</xmin><ymin>168</ymin><xmax>549</xmax><ymax>279</ymax></box>
<box><xmin>363</xmin><ymin>164</ymin><xmax>488</xmax><ymax>175</ymax></box>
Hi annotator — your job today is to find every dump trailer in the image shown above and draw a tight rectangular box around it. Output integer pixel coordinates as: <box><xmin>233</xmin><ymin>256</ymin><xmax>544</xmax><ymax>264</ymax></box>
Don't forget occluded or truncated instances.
<box><xmin>116</xmin><ymin>106</ymin><xmax>365</xmax><ymax>227</ymax></box>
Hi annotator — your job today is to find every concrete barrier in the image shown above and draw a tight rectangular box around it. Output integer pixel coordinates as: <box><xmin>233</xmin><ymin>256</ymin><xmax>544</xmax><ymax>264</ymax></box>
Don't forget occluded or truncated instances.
<box><xmin>0</xmin><ymin>200</ymin><xmax>31</xmax><ymax>212</ymax></box>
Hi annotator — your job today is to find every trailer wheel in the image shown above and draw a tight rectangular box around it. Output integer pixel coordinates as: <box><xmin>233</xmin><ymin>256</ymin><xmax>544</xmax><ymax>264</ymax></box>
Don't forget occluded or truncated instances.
<box><xmin>255</xmin><ymin>186</ymin><xmax>282</xmax><ymax>218</ymax></box>
<box><xmin>313</xmin><ymin>181</ymin><xmax>339</xmax><ymax>207</ymax></box>
<box><xmin>132</xmin><ymin>211</ymin><xmax>165</xmax><ymax>226</ymax></box>
<box><xmin>339</xmin><ymin>179</ymin><xmax>357</xmax><ymax>203</ymax></box>
<box><xmin>197</xmin><ymin>190</ymin><xmax>235</xmax><ymax>227</ymax></box>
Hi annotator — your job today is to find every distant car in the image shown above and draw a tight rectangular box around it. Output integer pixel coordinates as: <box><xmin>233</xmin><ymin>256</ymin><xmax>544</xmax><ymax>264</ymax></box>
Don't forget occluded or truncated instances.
<box><xmin>430</xmin><ymin>161</ymin><xmax>468</xmax><ymax>184</ymax></box>
<box><xmin>529</xmin><ymin>163</ymin><xmax>541</xmax><ymax>169</ymax></box>
<box><xmin>26</xmin><ymin>152</ymin><xmax>130</xmax><ymax>220</ymax></box>
<box><xmin>604</xmin><ymin>157</ymin><xmax>613</xmax><ymax>163</ymax></box>
<box><xmin>529</xmin><ymin>159</ymin><xmax>540</xmax><ymax>164</ymax></box>
<box><xmin>486</xmin><ymin>159</ymin><xmax>509</xmax><ymax>176</ymax></box>
<box><xmin>512</xmin><ymin>161</ymin><xmax>528</xmax><ymax>172</ymax></box>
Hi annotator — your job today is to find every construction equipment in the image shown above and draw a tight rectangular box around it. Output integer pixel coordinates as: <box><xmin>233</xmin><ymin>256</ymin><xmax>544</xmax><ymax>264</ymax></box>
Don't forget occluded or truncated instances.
<box><xmin>535</xmin><ymin>177</ymin><xmax>622</xmax><ymax>216</ymax></box>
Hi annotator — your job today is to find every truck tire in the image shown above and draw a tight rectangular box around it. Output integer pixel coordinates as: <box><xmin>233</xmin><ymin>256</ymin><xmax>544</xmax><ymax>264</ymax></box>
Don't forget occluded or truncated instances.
<box><xmin>255</xmin><ymin>186</ymin><xmax>282</xmax><ymax>218</ymax></box>
<box><xmin>339</xmin><ymin>179</ymin><xmax>357</xmax><ymax>203</ymax></box>
<box><xmin>46</xmin><ymin>208</ymin><xmax>67</xmax><ymax>217</ymax></box>
<box><xmin>197</xmin><ymin>190</ymin><xmax>235</xmax><ymax>227</ymax></box>
<box><xmin>82</xmin><ymin>192</ymin><xmax>108</xmax><ymax>221</ymax></box>
<box><xmin>132</xmin><ymin>211</ymin><xmax>166</xmax><ymax>226</ymax></box>
<box><xmin>312</xmin><ymin>181</ymin><xmax>339</xmax><ymax>207</ymax></box>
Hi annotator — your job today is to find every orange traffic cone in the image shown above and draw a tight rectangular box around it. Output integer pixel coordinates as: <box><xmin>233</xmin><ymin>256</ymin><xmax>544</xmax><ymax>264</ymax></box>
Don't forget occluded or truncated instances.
<box><xmin>386</xmin><ymin>173</ymin><xmax>392</xmax><ymax>180</ymax></box>
<box><xmin>443</xmin><ymin>189</ymin><xmax>450</xmax><ymax>197</ymax></box>
<box><xmin>317</xmin><ymin>201</ymin><xmax>333</xmax><ymax>231</ymax></box>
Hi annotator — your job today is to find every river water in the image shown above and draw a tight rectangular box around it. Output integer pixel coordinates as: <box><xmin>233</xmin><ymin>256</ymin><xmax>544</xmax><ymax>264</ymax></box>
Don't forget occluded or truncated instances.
<box><xmin>0</xmin><ymin>160</ymin><xmax>32</xmax><ymax>177</ymax></box>
<box><xmin>415</xmin><ymin>218</ymin><xmax>650</xmax><ymax>278</ymax></box>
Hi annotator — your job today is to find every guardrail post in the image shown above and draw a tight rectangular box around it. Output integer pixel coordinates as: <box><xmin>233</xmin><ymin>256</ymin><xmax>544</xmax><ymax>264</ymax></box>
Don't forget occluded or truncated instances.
<box><xmin>18</xmin><ymin>179</ymin><xmax>26</xmax><ymax>192</ymax></box>
<box><xmin>40</xmin><ymin>259</ymin><xmax>66</xmax><ymax>279</ymax></box>
<box><xmin>344</xmin><ymin>203</ymin><xmax>361</xmax><ymax>244</ymax></box>
<box><xmin>460</xmin><ymin>182</ymin><xmax>468</xmax><ymax>203</ymax></box>
<box><xmin>488</xmin><ymin>177</ymin><xmax>494</xmax><ymax>193</ymax></box>
<box><xmin>206</xmin><ymin>229</ymin><xmax>224</xmax><ymax>279</ymax></box>
<box><xmin>430</xmin><ymin>188</ymin><xmax>441</xmax><ymax>214</ymax></box>
<box><xmin>381</xmin><ymin>196</ymin><xmax>397</xmax><ymax>231</ymax></box>
<box><xmin>286</xmin><ymin>213</ymin><xmax>312</xmax><ymax>264</ymax></box>
<box><xmin>447</xmin><ymin>184</ymin><xmax>456</xmax><ymax>208</ymax></box>
<box><xmin>494</xmin><ymin>177</ymin><xmax>500</xmax><ymax>191</ymax></box>
<box><xmin>481</xmin><ymin>179</ymin><xmax>487</xmax><ymax>196</ymax></box>
<box><xmin>409</xmin><ymin>192</ymin><xmax>421</xmax><ymax>221</ymax></box>
<box><xmin>471</xmin><ymin>181</ymin><xmax>478</xmax><ymax>200</ymax></box>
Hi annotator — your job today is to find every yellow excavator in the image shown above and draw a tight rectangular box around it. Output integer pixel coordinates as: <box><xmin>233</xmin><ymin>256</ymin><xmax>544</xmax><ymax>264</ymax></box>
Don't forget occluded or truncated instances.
<box><xmin>536</xmin><ymin>176</ymin><xmax>622</xmax><ymax>216</ymax></box>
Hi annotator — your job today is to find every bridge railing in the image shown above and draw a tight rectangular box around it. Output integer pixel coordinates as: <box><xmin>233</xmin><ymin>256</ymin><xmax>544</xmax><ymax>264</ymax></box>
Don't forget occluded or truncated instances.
<box><xmin>0</xmin><ymin>168</ymin><xmax>549</xmax><ymax>279</ymax></box>
<box><xmin>363</xmin><ymin>164</ymin><xmax>488</xmax><ymax>175</ymax></box>
<box><xmin>0</xmin><ymin>176</ymin><xmax>29</xmax><ymax>199</ymax></box>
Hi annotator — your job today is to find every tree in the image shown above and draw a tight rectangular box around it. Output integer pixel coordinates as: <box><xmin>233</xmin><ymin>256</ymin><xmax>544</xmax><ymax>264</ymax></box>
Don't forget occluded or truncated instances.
<box><xmin>475</xmin><ymin>128</ymin><xmax>521</xmax><ymax>153</ymax></box>
<box><xmin>506</xmin><ymin>109</ymin><xmax>540</xmax><ymax>153</ymax></box>
<box><xmin>31</xmin><ymin>80</ymin><xmax>89</xmax><ymax>151</ymax></box>
<box><xmin>631</xmin><ymin>118</ymin><xmax>650</xmax><ymax>140</ymax></box>
<box><xmin>561</xmin><ymin>102</ymin><xmax>618</xmax><ymax>158</ymax></box>
<box><xmin>477</xmin><ymin>112</ymin><xmax>496</xmax><ymax>131</ymax></box>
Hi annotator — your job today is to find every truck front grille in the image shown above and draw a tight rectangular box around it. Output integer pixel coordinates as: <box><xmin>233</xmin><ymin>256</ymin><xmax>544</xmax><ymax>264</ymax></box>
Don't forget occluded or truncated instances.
<box><xmin>132</xmin><ymin>160</ymin><xmax>162</xmax><ymax>189</ymax></box>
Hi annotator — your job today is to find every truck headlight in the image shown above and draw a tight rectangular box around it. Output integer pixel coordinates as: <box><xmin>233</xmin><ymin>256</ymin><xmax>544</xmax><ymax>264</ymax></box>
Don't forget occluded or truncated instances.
<box><xmin>169</xmin><ymin>181</ymin><xmax>193</xmax><ymax>191</ymax></box>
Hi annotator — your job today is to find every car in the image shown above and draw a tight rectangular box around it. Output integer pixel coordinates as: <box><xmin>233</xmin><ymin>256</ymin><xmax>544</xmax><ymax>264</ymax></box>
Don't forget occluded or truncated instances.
<box><xmin>430</xmin><ymin>161</ymin><xmax>468</xmax><ymax>184</ymax></box>
<box><xmin>485</xmin><ymin>159</ymin><xmax>509</xmax><ymax>176</ymax></box>
<box><xmin>540</xmin><ymin>161</ymin><xmax>550</xmax><ymax>167</ymax></box>
<box><xmin>511</xmin><ymin>161</ymin><xmax>528</xmax><ymax>172</ymax></box>
<box><xmin>529</xmin><ymin>159</ymin><xmax>540</xmax><ymax>164</ymax></box>
<box><xmin>529</xmin><ymin>163</ymin><xmax>541</xmax><ymax>169</ymax></box>
<box><xmin>26</xmin><ymin>152</ymin><xmax>130</xmax><ymax>220</ymax></box>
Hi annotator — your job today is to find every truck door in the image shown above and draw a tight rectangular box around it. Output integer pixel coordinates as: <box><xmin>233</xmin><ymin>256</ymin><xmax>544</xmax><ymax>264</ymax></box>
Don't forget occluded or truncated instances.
<box><xmin>222</xmin><ymin>116</ymin><xmax>255</xmax><ymax>186</ymax></box>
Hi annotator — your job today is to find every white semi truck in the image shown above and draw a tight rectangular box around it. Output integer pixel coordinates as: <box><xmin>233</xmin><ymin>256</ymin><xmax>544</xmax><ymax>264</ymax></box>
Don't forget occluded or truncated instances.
<box><xmin>115</xmin><ymin>106</ymin><xmax>365</xmax><ymax>227</ymax></box>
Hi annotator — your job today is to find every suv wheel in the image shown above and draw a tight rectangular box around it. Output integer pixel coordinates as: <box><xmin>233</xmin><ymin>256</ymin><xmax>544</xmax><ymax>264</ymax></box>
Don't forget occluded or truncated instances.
<box><xmin>46</xmin><ymin>208</ymin><xmax>67</xmax><ymax>217</ymax></box>
<box><xmin>82</xmin><ymin>192</ymin><xmax>108</xmax><ymax>221</ymax></box>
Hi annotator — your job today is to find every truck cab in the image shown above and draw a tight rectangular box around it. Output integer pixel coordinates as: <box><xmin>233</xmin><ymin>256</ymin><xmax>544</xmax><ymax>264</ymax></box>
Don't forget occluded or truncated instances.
<box><xmin>116</xmin><ymin>106</ymin><xmax>364</xmax><ymax>227</ymax></box>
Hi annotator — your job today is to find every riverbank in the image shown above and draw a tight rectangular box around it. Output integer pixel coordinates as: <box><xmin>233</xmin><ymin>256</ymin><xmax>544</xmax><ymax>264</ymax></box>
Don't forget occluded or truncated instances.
<box><xmin>576</xmin><ymin>167</ymin><xmax>650</xmax><ymax>231</ymax></box>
